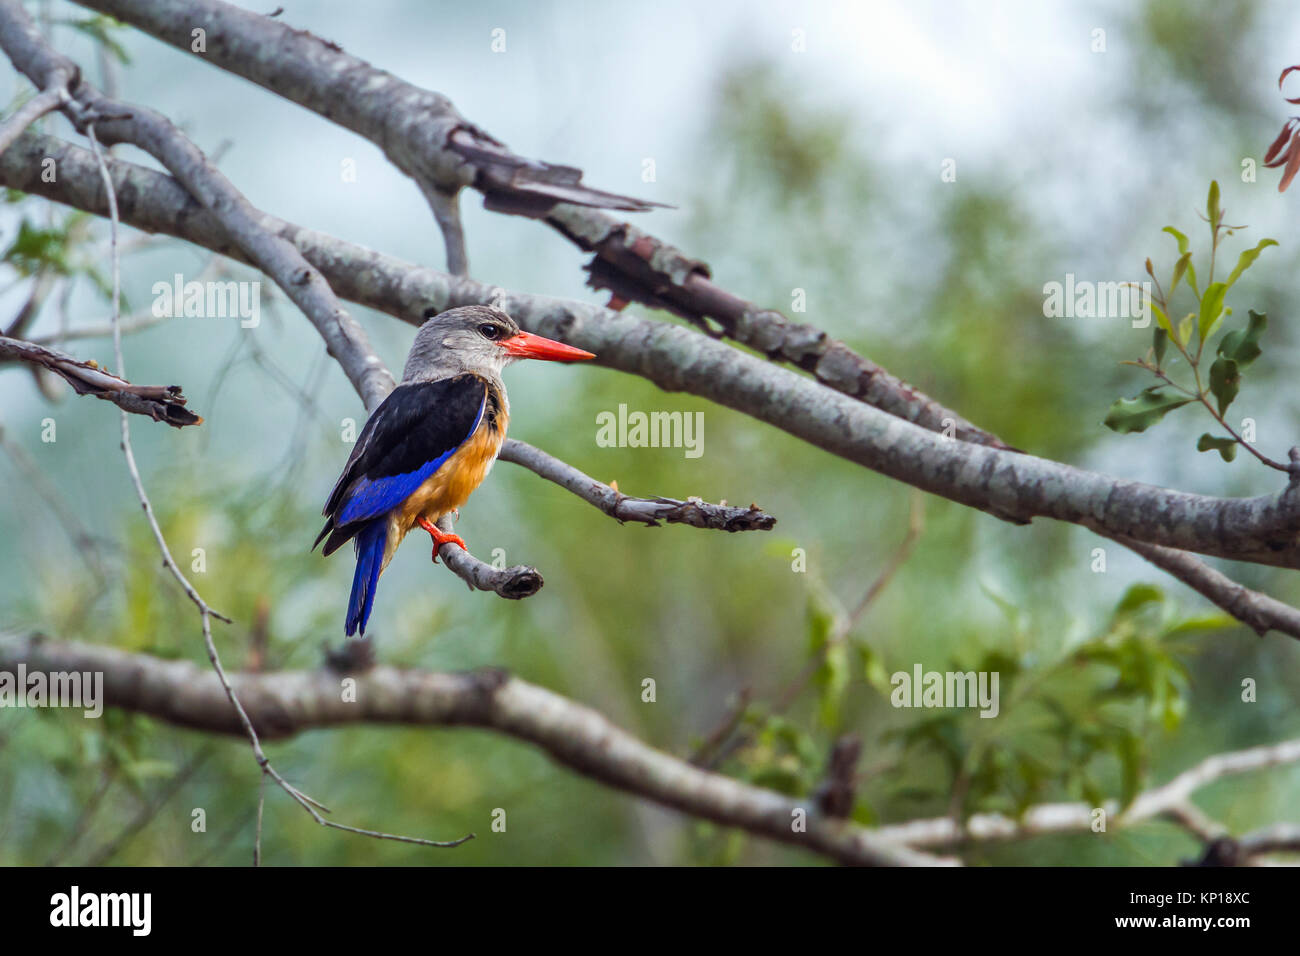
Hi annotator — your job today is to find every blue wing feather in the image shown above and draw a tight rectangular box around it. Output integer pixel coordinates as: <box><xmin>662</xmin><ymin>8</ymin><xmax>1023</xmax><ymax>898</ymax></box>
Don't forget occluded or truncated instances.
<box><xmin>335</xmin><ymin>390</ymin><xmax>486</xmax><ymax>526</ymax></box>
<box><xmin>346</xmin><ymin>520</ymin><xmax>388</xmax><ymax>637</ymax></box>
<box><xmin>336</xmin><ymin>452</ymin><xmax>454</xmax><ymax>525</ymax></box>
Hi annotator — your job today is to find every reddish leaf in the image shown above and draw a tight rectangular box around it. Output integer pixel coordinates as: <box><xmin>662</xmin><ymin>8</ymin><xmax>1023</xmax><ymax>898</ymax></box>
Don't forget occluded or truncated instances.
<box><xmin>1282</xmin><ymin>65</ymin><xmax>1300</xmax><ymax>103</ymax></box>
<box><xmin>1264</xmin><ymin>120</ymin><xmax>1296</xmax><ymax>165</ymax></box>
<box><xmin>1280</xmin><ymin>135</ymin><xmax>1300</xmax><ymax>192</ymax></box>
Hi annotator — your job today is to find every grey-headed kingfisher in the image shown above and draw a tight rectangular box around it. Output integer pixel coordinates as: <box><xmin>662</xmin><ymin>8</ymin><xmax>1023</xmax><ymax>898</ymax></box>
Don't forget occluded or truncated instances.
<box><xmin>314</xmin><ymin>305</ymin><xmax>594</xmax><ymax>636</ymax></box>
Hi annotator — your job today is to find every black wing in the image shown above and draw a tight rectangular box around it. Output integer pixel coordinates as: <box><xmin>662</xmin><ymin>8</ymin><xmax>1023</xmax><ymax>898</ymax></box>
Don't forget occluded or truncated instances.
<box><xmin>314</xmin><ymin>375</ymin><xmax>488</xmax><ymax>555</ymax></box>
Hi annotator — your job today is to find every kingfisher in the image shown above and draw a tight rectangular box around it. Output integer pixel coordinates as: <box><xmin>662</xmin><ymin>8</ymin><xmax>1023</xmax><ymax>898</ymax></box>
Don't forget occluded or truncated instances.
<box><xmin>314</xmin><ymin>305</ymin><xmax>595</xmax><ymax>636</ymax></box>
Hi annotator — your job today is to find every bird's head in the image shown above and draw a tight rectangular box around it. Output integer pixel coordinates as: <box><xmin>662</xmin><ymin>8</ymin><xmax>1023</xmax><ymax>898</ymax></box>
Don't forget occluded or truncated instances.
<box><xmin>402</xmin><ymin>305</ymin><xmax>595</xmax><ymax>383</ymax></box>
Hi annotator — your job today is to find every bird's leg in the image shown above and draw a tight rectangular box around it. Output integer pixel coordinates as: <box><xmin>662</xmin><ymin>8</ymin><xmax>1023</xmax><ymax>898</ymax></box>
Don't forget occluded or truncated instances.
<box><xmin>417</xmin><ymin>516</ymin><xmax>467</xmax><ymax>563</ymax></box>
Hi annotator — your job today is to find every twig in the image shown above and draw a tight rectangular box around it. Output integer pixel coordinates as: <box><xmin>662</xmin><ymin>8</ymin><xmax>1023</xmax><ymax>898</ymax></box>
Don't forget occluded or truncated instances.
<box><xmin>499</xmin><ymin>438</ymin><xmax>776</xmax><ymax>531</ymax></box>
<box><xmin>420</xmin><ymin>181</ymin><xmax>469</xmax><ymax>277</ymax></box>
<box><xmin>254</xmin><ymin>769</ymin><xmax>265</xmax><ymax>866</ymax></box>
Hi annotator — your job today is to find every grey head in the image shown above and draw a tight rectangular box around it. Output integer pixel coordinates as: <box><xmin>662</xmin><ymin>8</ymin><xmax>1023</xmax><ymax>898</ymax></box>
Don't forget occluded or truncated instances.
<box><xmin>401</xmin><ymin>305</ymin><xmax>521</xmax><ymax>386</ymax></box>
<box><xmin>402</xmin><ymin>304</ymin><xmax>596</xmax><ymax>386</ymax></box>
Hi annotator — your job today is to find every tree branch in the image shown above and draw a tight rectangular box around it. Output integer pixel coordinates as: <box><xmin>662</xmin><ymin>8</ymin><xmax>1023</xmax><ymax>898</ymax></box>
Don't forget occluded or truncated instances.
<box><xmin>420</xmin><ymin>181</ymin><xmax>469</xmax><ymax>277</ymax></box>
<box><xmin>0</xmin><ymin>632</ymin><xmax>953</xmax><ymax>867</ymax></box>
<box><xmin>874</xmin><ymin>735</ymin><xmax>1300</xmax><ymax>851</ymax></box>
<box><xmin>498</xmin><ymin>438</ymin><xmax>776</xmax><ymax>531</ymax></box>
<box><xmin>0</xmin><ymin>332</ymin><xmax>202</xmax><ymax>426</ymax></box>
<box><xmin>1101</xmin><ymin>531</ymin><xmax>1300</xmax><ymax>641</ymax></box>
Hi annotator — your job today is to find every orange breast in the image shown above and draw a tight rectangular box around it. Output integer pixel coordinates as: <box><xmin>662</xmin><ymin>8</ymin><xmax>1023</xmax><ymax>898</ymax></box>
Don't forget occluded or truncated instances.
<box><xmin>393</xmin><ymin>410</ymin><xmax>508</xmax><ymax>536</ymax></box>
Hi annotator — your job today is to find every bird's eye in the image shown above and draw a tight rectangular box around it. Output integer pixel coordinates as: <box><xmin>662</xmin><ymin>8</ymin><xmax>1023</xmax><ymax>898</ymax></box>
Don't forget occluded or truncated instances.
<box><xmin>478</xmin><ymin>323</ymin><xmax>501</xmax><ymax>340</ymax></box>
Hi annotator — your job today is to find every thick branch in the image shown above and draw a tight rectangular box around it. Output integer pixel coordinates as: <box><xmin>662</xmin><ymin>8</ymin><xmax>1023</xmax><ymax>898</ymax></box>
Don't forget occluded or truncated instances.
<box><xmin>0</xmin><ymin>333</ymin><xmax>202</xmax><ymax>426</ymax></box>
<box><xmin>0</xmin><ymin>633</ymin><xmax>951</xmax><ymax>867</ymax></box>
<box><xmin>5</xmin><ymin>132</ymin><xmax>1300</xmax><ymax>568</ymax></box>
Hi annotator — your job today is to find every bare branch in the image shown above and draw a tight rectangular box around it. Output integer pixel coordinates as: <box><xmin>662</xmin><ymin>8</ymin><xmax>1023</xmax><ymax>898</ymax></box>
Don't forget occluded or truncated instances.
<box><xmin>1102</xmin><ymin>531</ymin><xmax>1300</xmax><ymax>641</ymax></box>
<box><xmin>0</xmin><ymin>332</ymin><xmax>202</xmax><ymax>425</ymax></box>
<box><xmin>420</xmin><ymin>181</ymin><xmax>469</xmax><ymax>277</ymax></box>
<box><xmin>20</xmin><ymin>37</ymin><xmax>468</xmax><ymax>853</ymax></box>
<box><xmin>499</xmin><ymin>438</ymin><xmax>776</xmax><ymax>531</ymax></box>
<box><xmin>433</xmin><ymin>513</ymin><xmax>545</xmax><ymax>600</ymax></box>
<box><xmin>874</xmin><ymin>735</ymin><xmax>1300</xmax><ymax>849</ymax></box>
<box><xmin>0</xmin><ymin>632</ymin><xmax>954</xmax><ymax>867</ymax></box>
<box><xmin>0</xmin><ymin>0</ymin><xmax>394</xmax><ymax>412</ymax></box>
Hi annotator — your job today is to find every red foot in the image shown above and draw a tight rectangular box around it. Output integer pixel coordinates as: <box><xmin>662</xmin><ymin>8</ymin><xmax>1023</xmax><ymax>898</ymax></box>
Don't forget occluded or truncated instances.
<box><xmin>417</xmin><ymin>517</ymin><xmax>467</xmax><ymax>563</ymax></box>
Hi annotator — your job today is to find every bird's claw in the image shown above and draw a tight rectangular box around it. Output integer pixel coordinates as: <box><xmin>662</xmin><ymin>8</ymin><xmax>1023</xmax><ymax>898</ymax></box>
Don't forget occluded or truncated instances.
<box><xmin>417</xmin><ymin>517</ymin><xmax>467</xmax><ymax>563</ymax></box>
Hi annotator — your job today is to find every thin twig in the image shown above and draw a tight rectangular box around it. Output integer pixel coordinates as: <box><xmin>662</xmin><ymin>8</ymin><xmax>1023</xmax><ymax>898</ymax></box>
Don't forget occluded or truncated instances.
<box><xmin>419</xmin><ymin>181</ymin><xmax>469</xmax><ymax>277</ymax></box>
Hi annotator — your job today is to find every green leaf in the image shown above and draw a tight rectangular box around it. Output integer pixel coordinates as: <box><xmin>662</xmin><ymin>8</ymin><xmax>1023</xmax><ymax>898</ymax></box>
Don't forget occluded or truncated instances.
<box><xmin>1170</xmin><ymin>250</ymin><xmax>1193</xmax><ymax>293</ymax></box>
<box><xmin>1196</xmin><ymin>433</ymin><xmax>1238</xmax><ymax>461</ymax></box>
<box><xmin>1177</xmin><ymin>313</ymin><xmax>1194</xmax><ymax>347</ymax></box>
<box><xmin>814</xmin><ymin>641</ymin><xmax>849</xmax><ymax>729</ymax></box>
<box><xmin>1217</xmin><ymin>310</ymin><xmax>1267</xmax><ymax>369</ymax></box>
<box><xmin>1116</xmin><ymin>734</ymin><xmax>1143</xmax><ymax>808</ymax></box>
<box><xmin>1207</xmin><ymin>180</ymin><xmax>1221</xmax><ymax>232</ymax></box>
<box><xmin>1152</xmin><ymin>326</ymin><xmax>1168</xmax><ymax>366</ymax></box>
<box><xmin>856</xmin><ymin>643</ymin><xmax>890</xmax><ymax>694</ymax></box>
<box><xmin>1115</xmin><ymin>584</ymin><xmax>1164</xmax><ymax>616</ymax></box>
<box><xmin>1197</xmin><ymin>281</ymin><xmax>1228</xmax><ymax>341</ymax></box>
<box><xmin>1164</xmin><ymin>612</ymin><xmax>1237</xmax><ymax>637</ymax></box>
<box><xmin>1208</xmin><ymin>357</ymin><xmax>1240</xmax><ymax>415</ymax></box>
<box><xmin>1162</xmin><ymin>226</ymin><xmax>1199</xmax><ymax>293</ymax></box>
<box><xmin>1224</xmin><ymin>239</ymin><xmax>1277</xmax><ymax>289</ymax></box>
<box><xmin>1150</xmin><ymin>299</ymin><xmax>1173</xmax><ymax>335</ymax></box>
<box><xmin>1103</xmin><ymin>389</ymin><xmax>1193</xmax><ymax>433</ymax></box>
<box><xmin>3</xmin><ymin>219</ymin><xmax>71</xmax><ymax>276</ymax></box>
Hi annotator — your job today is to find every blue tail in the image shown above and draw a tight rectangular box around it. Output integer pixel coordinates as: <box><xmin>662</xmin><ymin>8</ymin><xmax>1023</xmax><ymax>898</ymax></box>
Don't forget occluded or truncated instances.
<box><xmin>345</xmin><ymin>520</ymin><xmax>388</xmax><ymax>637</ymax></box>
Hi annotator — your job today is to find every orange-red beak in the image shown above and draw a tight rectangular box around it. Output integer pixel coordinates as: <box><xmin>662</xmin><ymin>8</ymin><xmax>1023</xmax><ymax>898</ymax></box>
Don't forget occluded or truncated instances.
<box><xmin>500</xmin><ymin>330</ymin><xmax>595</xmax><ymax>363</ymax></box>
